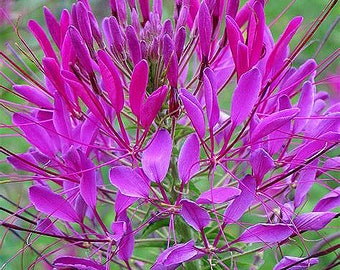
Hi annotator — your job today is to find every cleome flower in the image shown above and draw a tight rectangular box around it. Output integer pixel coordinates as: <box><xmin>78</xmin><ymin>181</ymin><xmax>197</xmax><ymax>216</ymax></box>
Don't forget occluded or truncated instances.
<box><xmin>0</xmin><ymin>0</ymin><xmax>339</xmax><ymax>269</ymax></box>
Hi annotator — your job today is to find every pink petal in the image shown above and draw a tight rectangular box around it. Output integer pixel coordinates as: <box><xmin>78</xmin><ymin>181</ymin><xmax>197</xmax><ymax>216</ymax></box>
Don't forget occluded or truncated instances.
<box><xmin>313</xmin><ymin>187</ymin><xmax>340</xmax><ymax>212</ymax></box>
<box><xmin>79</xmin><ymin>154</ymin><xmax>97</xmax><ymax>209</ymax></box>
<box><xmin>294</xmin><ymin>162</ymin><xmax>317</xmax><ymax>208</ymax></box>
<box><xmin>140</xmin><ymin>86</ymin><xmax>168</xmax><ymax>129</ymax></box>
<box><xmin>236</xmin><ymin>223</ymin><xmax>293</xmax><ymax>243</ymax></box>
<box><xmin>109</xmin><ymin>166</ymin><xmax>149</xmax><ymax>198</ymax></box>
<box><xmin>265</xmin><ymin>17</ymin><xmax>303</xmax><ymax>76</ymax></box>
<box><xmin>142</xmin><ymin>130</ymin><xmax>172</xmax><ymax>183</ymax></box>
<box><xmin>289</xmin><ymin>132</ymin><xmax>340</xmax><ymax>170</ymax></box>
<box><xmin>13</xmin><ymin>85</ymin><xmax>52</xmax><ymax>109</ymax></box>
<box><xmin>29</xmin><ymin>186</ymin><xmax>79</xmax><ymax>223</ymax></box>
<box><xmin>98</xmin><ymin>50</ymin><xmax>124</xmax><ymax>114</ymax></box>
<box><xmin>13</xmin><ymin>113</ymin><xmax>56</xmax><ymax>157</ymax></box>
<box><xmin>61</xmin><ymin>70</ymin><xmax>105</xmax><ymax>122</ymax></box>
<box><xmin>43</xmin><ymin>7</ymin><xmax>62</xmax><ymax>49</ymax></box>
<box><xmin>235</xmin><ymin>41</ymin><xmax>249</xmax><ymax>77</ymax></box>
<box><xmin>294</xmin><ymin>212</ymin><xmax>338</xmax><ymax>231</ymax></box>
<box><xmin>36</xmin><ymin>218</ymin><xmax>63</xmax><ymax>236</ymax></box>
<box><xmin>223</xmin><ymin>175</ymin><xmax>256</xmax><ymax>224</ymax></box>
<box><xmin>151</xmin><ymin>240</ymin><xmax>200</xmax><ymax>269</ymax></box>
<box><xmin>7</xmin><ymin>153</ymin><xmax>42</xmax><ymax>175</ymax></box>
<box><xmin>180</xmin><ymin>88</ymin><xmax>206</xmax><ymax>138</ymax></box>
<box><xmin>68</xmin><ymin>26</ymin><xmax>93</xmax><ymax>74</ymax></box>
<box><xmin>126</xmin><ymin>25</ymin><xmax>142</xmax><ymax>66</ymax></box>
<box><xmin>110</xmin><ymin>221</ymin><xmax>126</xmax><ymax>242</ymax></box>
<box><xmin>178</xmin><ymin>134</ymin><xmax>200</xmax><ymax>183</ymax></box>
<box><xmin>180</xmin><ymin>199</ymin><xmax>210</xmax><ymax>231</ymax></box>
<box><xmin>198</xmin><ymin>1</ymin><xmax>212</xmax><ymax>59</ymax></box>
<box><xmin>225</xmin><ymin>15</ymin><xmax>243</xmax><ymax>66</ymax></box>
<box><xmin>230</xmin><ymin>67</ymin><xmax>261</xmax><ymax>126</ymax></box>
<box><xmin>53</xmin><ymin>256</ymin><xmax>104</xmax><ymax>270</ymax></box>
<box><xmin>115</xmin><ymin>191</ymin><xmax>138</xmax><ymax>217</ymax></box>
<box><xmin>203</xmin><ymin>68</ymin><xmax>220</xmax><ymax>129</ymax></box>
<box><xmin>28</xmin><ymin>20</ymin><xmax>59</xmax><ymax>63</ymax></box>
<box><xmin>76</xmin><ymin>1</ymin><xmax>93</xmax><ymax>47</ymax></box>
<box><xmin>294</xmin><ymin>81</ymin><xmax>315</xmax><ymax>133</ymax></box>
<box><xmin>129</xmin><ymin>59</ymin><xmax>148</xmax><ymax>118</ymax></box>
<box><xmin>250</xmin><ymin>148</ymin><xmax>274</xmax><ymax>185</ymax></box>
<box><xmin>274</xmin><ymin>256</ymin><xmax>318</xmax><ymax>270</ymax></box>
<box><xmin>251</xmin><ymin>108</ymin><xmax>300</xmax><ymax>143</ymax></box>
<box><xmin>196</xmin><ymin>187</ymin><xmax>241</xmax><ymax>204</ymax></box>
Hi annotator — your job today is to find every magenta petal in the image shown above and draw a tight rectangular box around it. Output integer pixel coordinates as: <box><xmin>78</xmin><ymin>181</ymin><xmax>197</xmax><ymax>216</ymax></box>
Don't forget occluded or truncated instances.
<box><xmin>62</xmin><ymin>70</ymin><xmax>105</xmax><ymax>122</ymax></box>
<box><xmin>139</xmin><ymin>0</ymin><xmax>150</xmax><ymax>23</ymax></box>
<box><xmin>7</xmin><ymin>153</ymin><xmax>42</xmax><ymax>175</ymax></box>
<box><xmin>236</xmin><ymin>223</ymin><xmax>293</xmax><ymax>243</ymax></box>
<box><xmin>53</xmin><ymin>93</ymin><xmax>72</xmax><ymax>149</ymax></box>
<box><xmin>98</xmin><ymin>50</ymin><xmax>124</xmax><ymax>113</ymax></box>
<box><xmin>180</xmin><ymin>88</ymin><xmax>206</xmax><ymax>138</ymax></box>
<box><xmin>294</xmin><ymin>81</ymin><xmax>315</xmax><ymax>133</ymax></box>
<box><xmin>198</xmin><ymin>1</ymin><xmax>212</xmax><ymax>59</ymax></box>
<box><xmin>235</xmin><ymin>41</ymin><xmax>249</xmax><ymax>77</ymax></box>
<box><xmin>231</xmin><ymin>67</ymin><xmax>261</xmax><ymax>126</ymax></box>
<box><xmin>13</xmin><ymin>113</ymin><xmax>55</xmax><ymax>157</ymax></box>
<box><xmin>53</xmin><ymin>256</ymin><xmax>104</xmax><ymax>270</ymax></box>
<box><xmin>251</xmin><ymin>108</ymin><xmax>300</xmax><ymax>142</ymax></box>
<box><xmin>79</xmin><ymin>154</ymin><xmax>97</xmax><ymax>209</ymax></box>
<box><xmin>289</xmin><ymin>132</ymin><xmax>340</xmax><ymax>170</ymax></box>
<box><xmin>265</xmin><ymin>16</ymin><xmax>303</xmax><ymax>76</ymax></box>
<box><xmin>129</xmin><ymin>59</ymin><xmax>148</xmax><ymax>118</ymax></box>
<box><xmin>313</xmin><ymin>187</ymin><xmax>340</xmax><ymax>212</ymax></box>
<box><xmin>280</xmin><ymin>59</ymin><xmax>317</xmax><ymax>96</ymax></box>
<box><xmin>223</xmin><ymin>175</ymin><xmax>256</xmax><ymax>224</ymax></box>
<box><xmin>61</xmin><ymin>31</ymin><xmax>76</xmax><ymax>70</ymax></box>
<box><xmin>178</xmin><ymin>134</ymin><xmax>200</xmax><ymax>183</ymax></box>
<box><xmin>43</xmin><ymin>7</ymin><xmax>62</xmax><ymax>49</ymax></box>
<box><xmin>250</xmin><ymin>148</ymin><xmax>274</xmax><ymax>185</ymax></box>
<box><xmin>203</xmin><ymin>68</ymin><xmax>220</xmax><ymax>129</ymax></box>
<box><xmin>180</xmin><ymin>199</ymin><xmax>210</xmax><ymax>231</ymax></box>
<box><xmin>175</xmin><ymin>26</ymin><xmax>186</xmax><ymax>60</ymax></box>
<box><xmin>109</xmin><ymin>166</ymin><xmax>149</xmax><ymax>198</ymax></box>
<box><xmin>68</xmin><ymin>26</ymin><xmax>93</xmax><ymax>74</ymax></box>
<box><xmin>117</xmin><ymin>214</ymin><xmax>134</xmax><ymax>261</ymax></box>
<box><xmin>110</xmin><ymin>221</ymin><xmax>126</xmax><ymax>242</ymax></box>
<box><xmin>28</xmin><ymin>20</ymin><xmax>58</xmax><ymax>63</ymax></box>
<box><xmin>294</xmin><ymin>163</ymin><xmax>317</xmax><ymax>208</ymax></box>
<box><xmin>151</xmin><ymin>240</ymin><xmax>200</xmax><ymax>270</ymax></box>
<box><xmin>76</xmin><ymin>1</ymin><xmax>93</xmax><ymax>47</ymax></box>
<box><xmin>126</xmin><ymin>25</ymin><xmax>142</xmax><ymax>66</ymax></box>
<box><xmin>294</xmin><ymin>212</ymin><xmax>338</xmax><ymax>231</ymax></box>
<box><xmin>140</xmin><ymin>86</ymin><xmax>168</xmax><ymax>129</ymax></box>
<box><xmin>274</xmin><ymin>256</ymin><xmax>319</xmax><ymax>270</ymax></box>
<box><xmin>29</xmin><ymin>186</ymin><xmax>79</xmax><ymax>223</ymax></box>
<box><xmin>36</xmin><ymin>218</ymin><xmax>62</xmax><ymax>236</ymax></box>
<box><xmin>109</xmin><ymin>16</ymin><xmax>124</xmax><ymax>53</ymax></box>
<box><xmin>162</xmin><ymin>35</ymin><xmax>178</xmax><ymax>87</ymax></box>
<box><xmin>13</xmin><ymin>85</ymin><xmax>51</xmax><ymax>109</ymax></box>
<box><xmin>196</xmin><ymin>187</ymin><xmax>241</xmax><ymax>204</ymax></box>
<box><xmin>226</xmin><ymin>0</ymin><xmax>239</xmax><ymax>18</ymax></box>
<box><xmin>142</xmin><ymin>129</ymin><xmax>172</xmax><ymax>183</ymax></box>
<box><xmin>115</xmin><ymin>191</ymin><xmax>138</xmax><ymax>217</ymax></box>
<box><xmin>225</xmin><ymin>15</ymin><xmax>243</xmax><ymax>65</ymax></box>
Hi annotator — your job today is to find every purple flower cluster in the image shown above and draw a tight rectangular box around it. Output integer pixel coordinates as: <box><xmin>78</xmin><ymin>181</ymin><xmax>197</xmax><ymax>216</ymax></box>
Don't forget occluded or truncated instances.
<box><xmin>1</xmin><ymin>0</ymin><xmax>339</xmax><ymax>269</ymax></box>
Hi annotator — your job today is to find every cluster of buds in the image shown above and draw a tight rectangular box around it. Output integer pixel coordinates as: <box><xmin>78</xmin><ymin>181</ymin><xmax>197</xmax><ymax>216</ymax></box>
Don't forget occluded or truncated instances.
<box><xmin>0</xmin><ymin>0</ymin><xmax>339</xmax><ymax>269</ymax></box>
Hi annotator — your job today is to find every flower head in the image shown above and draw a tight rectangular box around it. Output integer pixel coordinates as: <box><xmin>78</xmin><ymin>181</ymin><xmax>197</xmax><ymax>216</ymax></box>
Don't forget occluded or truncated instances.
<box><xmin>0</xmin><ymin>0</ymin><xmax>339</xmax><ymax>269</ymax></box>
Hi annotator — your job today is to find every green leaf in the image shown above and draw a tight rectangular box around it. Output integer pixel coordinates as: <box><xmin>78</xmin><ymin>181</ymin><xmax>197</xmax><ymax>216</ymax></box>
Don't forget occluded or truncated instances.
<box><xmin>142</xmin><ymin>217</ymin><xmax>169</xmax><ymax>237</ymax></box>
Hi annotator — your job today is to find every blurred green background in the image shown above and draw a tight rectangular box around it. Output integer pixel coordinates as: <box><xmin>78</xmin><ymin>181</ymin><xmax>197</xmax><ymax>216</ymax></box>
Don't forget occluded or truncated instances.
<box><xmin>0</xmin><ymin>0</ymin><xmax>339</xmax><ymax>269</ymax></box>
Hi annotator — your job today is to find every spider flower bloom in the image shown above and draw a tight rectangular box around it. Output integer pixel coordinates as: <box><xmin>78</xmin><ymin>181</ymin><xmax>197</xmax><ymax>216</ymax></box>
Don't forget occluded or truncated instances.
<box><xmin>0</xmin><ymin>0</ymin><xmax>339</xmax><ymax>269</ymax></box>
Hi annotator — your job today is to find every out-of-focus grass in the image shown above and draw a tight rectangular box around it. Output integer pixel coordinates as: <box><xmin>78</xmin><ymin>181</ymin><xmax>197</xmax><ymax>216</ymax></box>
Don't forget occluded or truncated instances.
<box><xmin>0</xmin><ymin>0</ymin><xmax>339</xmax><ymax>269</ymax></box>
